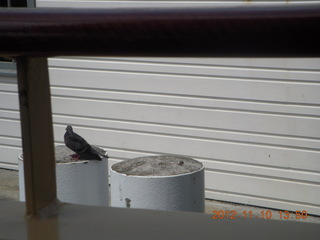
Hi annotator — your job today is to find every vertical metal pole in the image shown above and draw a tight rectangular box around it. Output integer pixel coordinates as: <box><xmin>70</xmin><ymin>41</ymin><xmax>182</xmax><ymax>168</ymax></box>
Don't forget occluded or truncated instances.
<box><xmin>16</xmin><ymin>57</ymin><xmax>59</xmax><ymax>218</ymax></box>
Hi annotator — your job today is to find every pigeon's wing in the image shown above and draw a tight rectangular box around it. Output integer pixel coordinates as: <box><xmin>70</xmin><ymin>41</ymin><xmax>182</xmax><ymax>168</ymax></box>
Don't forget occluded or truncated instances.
<box><xmin>65</xmin><ymin>132</ymin><xmax>88</xmax><ymax>153</ymax></box>
<box><xmin>76</xmin><ymin>143</ymin><xmax>102</xmax><ymax>160</ymax></box>
<box><xmin>64</xmin><ymin>128</ymin><xmax>102</xmax><ymax>160</ymax></box>
<box><xmin>79</xmin><ymin>148</ymin><xmax>102</xmax><ymax>160</ymax></box>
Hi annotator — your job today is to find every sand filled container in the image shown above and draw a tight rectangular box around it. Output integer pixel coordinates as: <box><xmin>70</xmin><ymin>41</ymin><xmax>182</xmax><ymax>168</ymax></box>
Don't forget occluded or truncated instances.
<box><xmin>110</xmin><ymin>155</ymin><xmax>204</xmax><ymax>212</ymax></box>
<box><xmin>19</xmin><ymin>145</ymin><xmax>109</xmax><ymax>206</ymax></box>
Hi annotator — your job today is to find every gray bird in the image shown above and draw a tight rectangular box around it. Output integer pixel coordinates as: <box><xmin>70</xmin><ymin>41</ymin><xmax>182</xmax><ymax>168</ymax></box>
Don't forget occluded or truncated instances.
<box><xmin>64</xmin><ymin>125</ymin><xmax>101</xmax><ymax>160</ymax></box>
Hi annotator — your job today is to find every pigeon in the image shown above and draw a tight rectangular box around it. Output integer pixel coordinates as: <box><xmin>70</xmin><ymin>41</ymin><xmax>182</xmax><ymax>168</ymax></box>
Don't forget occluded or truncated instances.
<box><xmin>64</xmin><ymin>125</ymin><xmax>102</xmax><ymax>160</ymax></box>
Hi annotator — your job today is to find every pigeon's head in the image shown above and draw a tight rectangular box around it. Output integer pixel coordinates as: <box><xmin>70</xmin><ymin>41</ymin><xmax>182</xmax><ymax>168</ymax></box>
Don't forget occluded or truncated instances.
<box><xmin>66</xmin><ymin>125</ymin><xmax>73</xmax><ymax>133</ymax></box>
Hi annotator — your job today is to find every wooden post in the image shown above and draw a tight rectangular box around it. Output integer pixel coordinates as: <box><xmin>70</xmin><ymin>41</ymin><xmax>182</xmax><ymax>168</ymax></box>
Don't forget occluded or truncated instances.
<box><xmin>16</xmin><ymin>57</ymin><xmax>59</xmax><ymax>218</ymax></box>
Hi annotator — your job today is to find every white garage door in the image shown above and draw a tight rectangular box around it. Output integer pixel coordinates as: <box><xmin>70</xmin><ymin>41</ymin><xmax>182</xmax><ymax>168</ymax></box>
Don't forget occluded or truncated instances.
<box><xmin>0</xmin><ymin>0</ymin><xmax>319</xmax><ymax>215</ymax></box>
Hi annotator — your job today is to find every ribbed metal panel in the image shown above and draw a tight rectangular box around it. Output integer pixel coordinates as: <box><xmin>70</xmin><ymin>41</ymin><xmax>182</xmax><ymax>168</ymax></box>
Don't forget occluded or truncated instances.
<box><xmin>47</xmin><ymin>56</ymin><xmax>320</xmax><ymax>215</ymax></box>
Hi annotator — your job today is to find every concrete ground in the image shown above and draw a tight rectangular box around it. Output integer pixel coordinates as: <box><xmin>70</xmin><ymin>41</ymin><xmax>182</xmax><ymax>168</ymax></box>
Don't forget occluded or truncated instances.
<box><xmin>0</xmin><ymin>168</ymin><xmax>19</xmax><ymax>201</ymax></box>
<box><xmin>1</xmin><ymin>168</ymin><xmax>319</xmax><ymax>224</ymax></box>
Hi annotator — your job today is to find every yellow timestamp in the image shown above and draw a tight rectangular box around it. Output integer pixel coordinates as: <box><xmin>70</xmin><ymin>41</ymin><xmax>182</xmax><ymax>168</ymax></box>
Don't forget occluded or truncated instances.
<box><xmin>211</xmin><ymin>210</ymin><xmax>308</xmax><ymax>220</ymax></box>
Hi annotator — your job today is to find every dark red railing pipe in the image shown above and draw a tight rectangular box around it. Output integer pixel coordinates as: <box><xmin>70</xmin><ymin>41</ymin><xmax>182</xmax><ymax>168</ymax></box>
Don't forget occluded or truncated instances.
<box><xmin>0</xmin><ymin>5</ymin><xmax>320</xmax><ymax>57</ymax></box>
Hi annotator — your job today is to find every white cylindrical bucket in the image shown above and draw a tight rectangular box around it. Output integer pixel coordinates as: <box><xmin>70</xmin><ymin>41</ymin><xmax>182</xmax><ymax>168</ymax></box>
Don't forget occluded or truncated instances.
<box><xmin>110</xmin><ymin>155</ymin><xmax>204</xmax><ymax>212</ymax></box>
<box><xmin>19</xmin><ymin>145</ymin><xmax>109</xmax><ymax>206</ymax></box>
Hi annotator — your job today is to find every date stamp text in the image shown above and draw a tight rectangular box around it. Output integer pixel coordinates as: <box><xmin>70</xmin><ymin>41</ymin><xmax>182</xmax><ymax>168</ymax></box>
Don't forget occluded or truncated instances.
<box><xmin>211</xmin><ymin>210</ymin><xmax>308</xmax><ymax>220</ymax></box>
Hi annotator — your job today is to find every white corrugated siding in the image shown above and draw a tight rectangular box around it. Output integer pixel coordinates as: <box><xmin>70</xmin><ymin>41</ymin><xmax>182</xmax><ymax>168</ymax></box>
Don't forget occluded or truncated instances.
<box><xmin>0</xmin><ymin>74</ymin><xmax>21</xmax><ymax>170</ymax></box>
<box><xmin>0</xmin><ymin>0</ymin><xmax>319</xmax><ymax>215</ymax></box>
<box><xmin>46</xmin><ymin>57</ymin><xmax>320</xmax><ymax>215</ymax></box>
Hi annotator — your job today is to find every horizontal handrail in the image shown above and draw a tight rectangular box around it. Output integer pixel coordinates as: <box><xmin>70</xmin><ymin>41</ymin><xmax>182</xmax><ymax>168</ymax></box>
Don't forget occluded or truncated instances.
<box><xmin>0</xmin><ymin>5</ymin><xmax>320</xmax><ymax>57</ymax></box>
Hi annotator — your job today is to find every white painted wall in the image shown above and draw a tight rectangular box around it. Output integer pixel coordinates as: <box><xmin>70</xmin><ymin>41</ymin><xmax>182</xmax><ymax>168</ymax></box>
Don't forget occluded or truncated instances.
<box><xmin>0</xmin><ymin>0</ymin><xmax>319</xmax><ymax>215</ymax></box>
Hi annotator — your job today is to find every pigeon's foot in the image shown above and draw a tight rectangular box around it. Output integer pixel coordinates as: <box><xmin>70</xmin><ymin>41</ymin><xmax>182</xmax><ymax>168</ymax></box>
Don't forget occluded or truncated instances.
<box><xmin>70</xmin><ymin>154</ymin><xmax>80</xmax><ymax>160</ymax></box>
